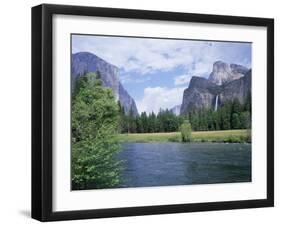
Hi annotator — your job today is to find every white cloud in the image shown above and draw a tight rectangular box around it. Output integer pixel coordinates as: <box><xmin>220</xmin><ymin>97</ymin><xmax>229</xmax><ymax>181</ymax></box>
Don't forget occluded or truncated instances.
<box><xmin>136</xmin><ymin>86</ymin><xmax>186</xmax><ymax>114</ymax></box>
<box><xmin>120</xmin><ymin>74</ymin><xmax>151</xmax><ymax>84</ymax></box>
<box><xmin>72</xmin><ymin>36</ymin><xmax>208</xmax><ymax>74</ymax></box>
<box><xmin>174</xmin><ymin>74</ymin><xmax>191</xmax><ymax>86</ymax></box>
<box><xmin>73</xmin><ymin>35</ymin><xmax>252</xmax><ymax>85</ymax></box>
<box><xmin>190</xmin><ymin>61</ymin><xmax>213</xmax><ymax>77</ymax></box>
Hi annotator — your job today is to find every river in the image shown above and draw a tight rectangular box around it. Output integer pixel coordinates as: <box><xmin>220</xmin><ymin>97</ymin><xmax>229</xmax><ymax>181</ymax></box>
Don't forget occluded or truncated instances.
<box><xmin>116</xmin><ymin>142</ymin><xmax>251</xmax><ymax>188</ymax></box>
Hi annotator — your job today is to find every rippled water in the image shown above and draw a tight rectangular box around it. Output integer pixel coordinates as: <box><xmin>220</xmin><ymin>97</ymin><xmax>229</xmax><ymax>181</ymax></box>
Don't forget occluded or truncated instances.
<box><xmin>117</xmin><ymin>142</ymin><xmax>251</xmax><ymax>188</ymax></box>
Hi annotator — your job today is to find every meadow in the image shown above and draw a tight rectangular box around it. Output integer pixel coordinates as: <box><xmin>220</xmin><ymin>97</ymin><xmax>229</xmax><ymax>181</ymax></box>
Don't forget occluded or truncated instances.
<box><xmin>117</xmin><ymin>129</ymin><xmax>250</xmax><ymax>143</ymax></box>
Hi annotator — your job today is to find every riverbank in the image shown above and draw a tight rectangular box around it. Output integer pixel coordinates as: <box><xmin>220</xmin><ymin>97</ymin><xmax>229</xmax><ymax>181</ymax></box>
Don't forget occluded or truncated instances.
<box><xmin>117</xmin><ymin>129</ymin><xmax>250</xmax><ymax>143</ymax></box>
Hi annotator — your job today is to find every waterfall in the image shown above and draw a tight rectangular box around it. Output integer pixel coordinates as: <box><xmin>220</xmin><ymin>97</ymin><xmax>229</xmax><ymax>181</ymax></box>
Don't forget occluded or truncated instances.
<box><xmin>214</xmin><ymin>95</ymin><xmax>218</xmax><ymax>111</ymax></box>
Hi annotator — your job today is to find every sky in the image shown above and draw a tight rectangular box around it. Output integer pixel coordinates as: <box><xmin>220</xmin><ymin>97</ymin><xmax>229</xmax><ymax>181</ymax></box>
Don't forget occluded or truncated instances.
<box><xmin>72</xmin><ymin>34</ymin><xmax>252</xmax><ymax>114</ymax></box>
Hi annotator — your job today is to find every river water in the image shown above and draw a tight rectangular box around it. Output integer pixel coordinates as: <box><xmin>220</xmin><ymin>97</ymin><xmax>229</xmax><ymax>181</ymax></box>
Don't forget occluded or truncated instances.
<box><xmin>117</xmin><ymin>142</ymin><xmax>251</xmax><ymax>188</ymax></box>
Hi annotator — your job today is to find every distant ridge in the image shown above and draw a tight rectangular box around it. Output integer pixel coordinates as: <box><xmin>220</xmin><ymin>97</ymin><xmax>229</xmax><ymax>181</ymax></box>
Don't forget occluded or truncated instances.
<box><xmin>170</xmin><ymin>105</ymin><xmax>181</xmax><ymax>116</ymax></box>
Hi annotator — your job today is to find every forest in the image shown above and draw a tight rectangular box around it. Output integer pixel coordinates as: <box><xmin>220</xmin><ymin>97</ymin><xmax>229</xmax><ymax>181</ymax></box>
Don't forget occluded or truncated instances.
<box><xmin>118</xmin><ymin>95</ymin><xmax>251</xmax><ymax>134</ymax></box>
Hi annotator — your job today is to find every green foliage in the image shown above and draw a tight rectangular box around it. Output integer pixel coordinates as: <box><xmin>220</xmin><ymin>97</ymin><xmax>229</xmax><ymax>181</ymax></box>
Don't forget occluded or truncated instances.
<box><xmin>187</xmin><ymin>98</ymin><xmax>251</xmax><ymax>132</ymax></box>
<box><xmin>225</xmin><ymin>135</ymin><xmax>243</xmax><ymax>143</ymax></box>
<box><xmin>231</xmin><ymin>113</ymin><xmax>241</xmax><ymax>129</ymax></box>
<box><xmin>118</xmin><ymin>108</ymin><xmax>185</xmax><ymax>134</ymax></box>
<box><xmin>72</xmin><ymin>72</ymin><xmax>122</xmax><ymax>190</ymax></box>
<box><xmin>118</xmin><ymin>96</ymin><xmax>251</xmax><ymax>135</ymax></box>
<box><xmin>244</xmin><ymin>92</ymin><xmax>252</xmax><ymax>113</ymax></box>
<box><xmin>180</xmin><ymin>120</ymin><xmax>192</xmax><ymax>142</ymax></box>
<box><xmin>240</xmin><ymin>111</ymin><xmax>251</xmax><ymax>129</ymax></box>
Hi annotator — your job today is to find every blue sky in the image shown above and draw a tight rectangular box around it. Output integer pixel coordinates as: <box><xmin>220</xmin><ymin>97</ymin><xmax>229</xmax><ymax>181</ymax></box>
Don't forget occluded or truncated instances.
<box><xmin>72</xmin><ymin>35</ymin><xmax>252</xmax><ymax>114</ymax></box>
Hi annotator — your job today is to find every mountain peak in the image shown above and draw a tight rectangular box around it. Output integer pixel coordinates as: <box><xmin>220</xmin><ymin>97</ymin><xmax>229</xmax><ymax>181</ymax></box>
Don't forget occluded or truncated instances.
<box><xmin>72</xmin><ymin>52</ymin><xmax>118</xmax><ymax>71</ymax></box>
<box><xmin>208</xmin><ymin>61</ymin><xmax>248</xmax><ymax>85</ymax></box>
<box><xmin>213</xmin><ymin>60</ymin><xmax>227</xmax><ymax>66</ymax></box>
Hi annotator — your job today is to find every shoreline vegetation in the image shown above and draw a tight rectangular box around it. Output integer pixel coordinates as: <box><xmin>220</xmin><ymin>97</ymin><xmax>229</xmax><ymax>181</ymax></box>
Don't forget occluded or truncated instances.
<box><xmin>117</xmin><ymin>129</ymin><xmax>251</xmax><ymax>143</ymax></box>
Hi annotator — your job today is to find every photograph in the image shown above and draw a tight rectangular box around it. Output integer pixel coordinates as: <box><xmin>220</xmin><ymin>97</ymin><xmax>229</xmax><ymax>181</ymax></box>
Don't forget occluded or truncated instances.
<box><xmin>71</xmin><ymin>34</ymin><xmax>252</xmax><ymax>190</ymax></box>
<box><xmin>30</xmin><ymin>3</ymin><xmax>274</xmax><ymax>221</ymax></box>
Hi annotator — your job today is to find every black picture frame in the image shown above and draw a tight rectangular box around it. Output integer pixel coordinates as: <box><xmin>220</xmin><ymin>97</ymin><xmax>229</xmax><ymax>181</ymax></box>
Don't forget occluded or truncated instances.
<box><xmin>32</xmin><ymin>3</ymin><xmax>274</xmax><ymax>222</ymax></box>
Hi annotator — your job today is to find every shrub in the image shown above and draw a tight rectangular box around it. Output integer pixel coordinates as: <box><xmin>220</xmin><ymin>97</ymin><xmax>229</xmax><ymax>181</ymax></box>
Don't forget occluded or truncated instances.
<box><xmin>180</xmin><ymin>120</ymin><xmax>192</xmax><ymax>142</ymax></box>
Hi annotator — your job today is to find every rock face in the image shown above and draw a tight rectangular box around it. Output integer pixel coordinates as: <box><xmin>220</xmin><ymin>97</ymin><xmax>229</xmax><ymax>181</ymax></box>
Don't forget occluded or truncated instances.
<box><xmin>180</xmin><ymin>62</ymin><xmax>251</xmax><ymax>114</ymax></box>
<box><xmin>220</xmin><ymin>69</ymin><xmax>251</xmax><ymax>104</ymax></box>
<box><xmin>170</xmin><ymin>105</ymin><xmax>181</xmax><ymax>116</ymax></box>
<box><xmin>118</xmin><ymin>82</ymin><xmax>139</xmax><ymax>116</ymax></box>
<box><xmin>180</xmin><ymin>77</ymin><xmax>221</xmax><ymax>113</ymax></box>
<box><xmin>72</xmin><ymin>52</ymin><xmax>120</xmax><ymax>98</ymax></box>
<box><xmin>72</xmin><ymin>52</ymin><xmax>138</xmax><ymax>116</ymax></box>
<box><xmin>208</xmin><ymin>61</ymin><xmax>248</xmax><ymax>85</ymax></box>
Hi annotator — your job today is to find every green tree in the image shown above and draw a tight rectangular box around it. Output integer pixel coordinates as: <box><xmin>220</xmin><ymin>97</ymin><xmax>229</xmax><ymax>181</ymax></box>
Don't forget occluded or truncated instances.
<box><xmin>96</xmin><ymin>70</ymin><xmax>102</xmax><ymax>79</ymax></box>
<box><xmin>181</xmin><ymin>97</ymin><xmax>251</xmax><ymax>132</ymax></box>
<box><xmin>147</xmin><ymin>112</ymin><xmax>157</xmax><ymax>133</ymax></box>
<box><xmin>140</xmin><ymin>112</ymin><xmax>148</xmax><ymax>132</ymax></box>
<box><xmin>117</xmin><ymin>100</ymin><xmax>126</xmax><ymax>133</ymax></box>
<box><xmin>180</xmin><ymin>120</ymin><xmax>192</xmax><ymax>142</ymax></box>
<box><xmin>221</xmin><ymin>102</ymin><xmax>231</xmax><ymax>130</ymax></box>
<box><xmin>232</xmin><ymin>98</ymin><xmax>242</xmax><ymax>114</ymax></box>
<box><xmin>71</xmin><ymin>72</ymin><xmax>122</xmax><ymax>190</ymax></box>
<box><xmin>231</xmin><ymin>113</ymin><xmax>241</xmax><ymax>129</ymax></box>
<box><xmin>244</xmin><ymin>92</ymin><xmax>252</xmax><ymax>113</ymax></box>
<box><xmin>135</xmin><ymin>116</ymin><xmax>142</xmax><ymax>133</ymax></box>
<box><xmin>188</xmin><ymin>109</ymin><xmax>199</xmax><ymax>131</ymax></box>
<box><xmin>127</xmin><ymin>108</ymin><xmax>136</xmax><ymax>133</ymax></box>
<box><xmin>240</xmin><ymin>111</ymin><xmax>251</xmax><ymax>129</ymax></box>
<box><xmin>206</xmin><ymin>109</ymin><xmax>214</xmax><ymax>130</ymax></box>
<box><xmin>213</xmin><ymin>110</ymin><xmax>221</xmax><ymax>130</ymax></box>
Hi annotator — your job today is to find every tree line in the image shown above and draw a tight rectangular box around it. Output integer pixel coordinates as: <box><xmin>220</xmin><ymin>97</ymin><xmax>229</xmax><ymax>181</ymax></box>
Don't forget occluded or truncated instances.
<box><xmin>118</xmin><ymin>104</ymin><xmax>185</xmax><ymax>133</ymax></box>
<box><xmin>118</xmin><ymin>95</ymin><xmax>251</xmax><ymax>133</ymax></box>
<box><xmin>188</xmin><ymin>95</ymin><xmax>251</xmax><ymax>131</ymax></box>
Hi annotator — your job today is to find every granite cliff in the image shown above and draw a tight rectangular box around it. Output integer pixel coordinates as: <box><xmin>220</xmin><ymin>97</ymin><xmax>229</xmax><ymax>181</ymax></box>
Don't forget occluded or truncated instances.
<box><xmin>72</xmin><ymin>52</ymin><xmax>138</xmax><ymax>116</ymax></box>
<box><xmin>180</xmin><ymin>61</ymin><xmax>251</xmax><ymax>114</ymax></box>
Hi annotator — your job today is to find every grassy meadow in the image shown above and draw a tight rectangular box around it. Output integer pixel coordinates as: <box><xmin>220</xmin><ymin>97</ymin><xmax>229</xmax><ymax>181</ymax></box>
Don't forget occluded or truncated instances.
<box><xmin>117</xmin><ymin>129</ymin><xmax>250</xmax><ymax>143</ymax></box>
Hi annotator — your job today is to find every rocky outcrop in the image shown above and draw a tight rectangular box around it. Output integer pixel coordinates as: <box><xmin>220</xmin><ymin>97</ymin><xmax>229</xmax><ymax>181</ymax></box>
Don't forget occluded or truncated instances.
<box><xmin>180</xmin><ymin>62</ymin><xmax>251</xmax><ymax>115</ymax></box>
<box><xmin>72</xmin><ymin>52</ymin><xmax>120</xmax><ymax>98</ymax></box>
<box><xmin>118</xmin><ymin>82</ymin><xmax>139</xmax><ymax>116</ymax></box>
<box><xmin>180</xmin><ymin>77</ymin><xmax>220</xmax><ymax>113</ymax></box>
<box><xmin>208</xmin><ymin>61</ymin><xmax>248</xmax><ymax>85</ymax></box>
<box><xmin>72</xmin><ymin>52</ymin><xmax>138</xmax><ymax>116</ymax></box>
<box><xmin>220</xmin><ymin>69</ymin><xmax>251</xmax><ymax>104</ymax></box>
